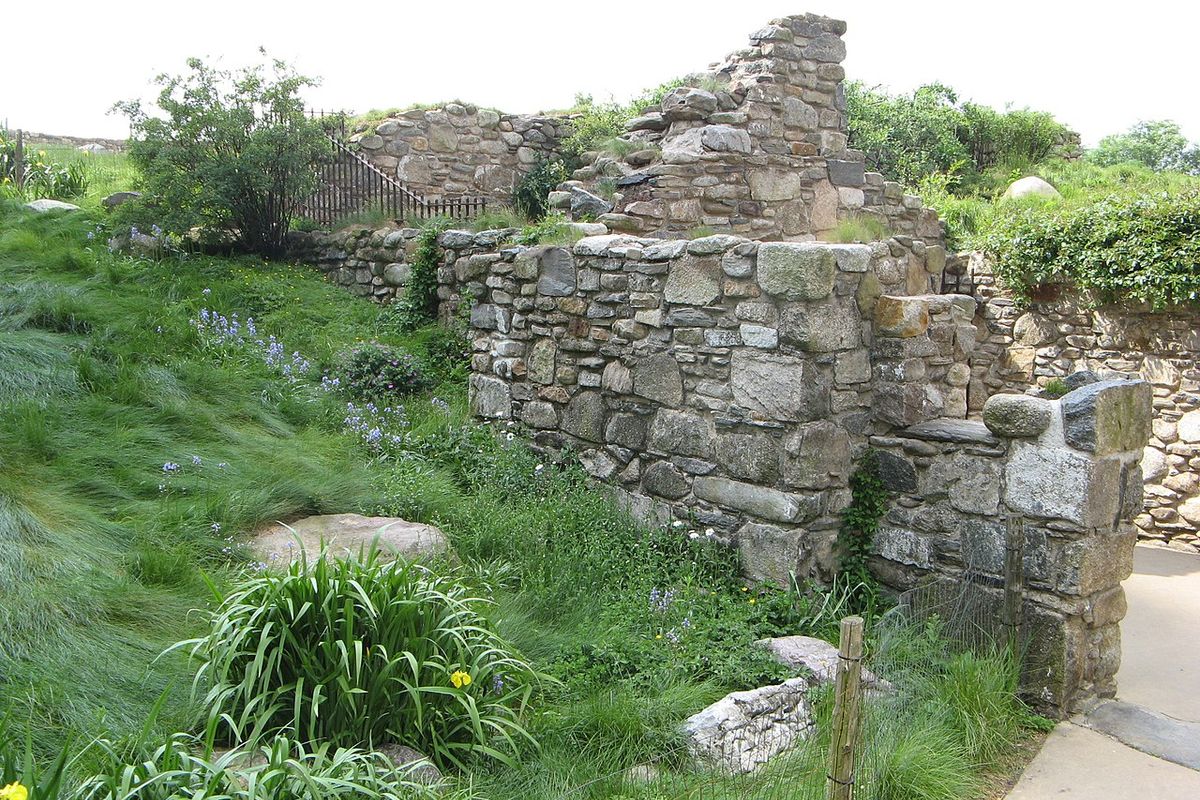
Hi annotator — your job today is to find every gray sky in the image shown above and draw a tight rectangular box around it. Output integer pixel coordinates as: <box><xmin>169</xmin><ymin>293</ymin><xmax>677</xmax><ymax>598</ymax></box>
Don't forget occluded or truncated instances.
<box><xmin>4</xmin><ymin>0</ymin><xmax>1196</xmax><ymax>147</ymax></box>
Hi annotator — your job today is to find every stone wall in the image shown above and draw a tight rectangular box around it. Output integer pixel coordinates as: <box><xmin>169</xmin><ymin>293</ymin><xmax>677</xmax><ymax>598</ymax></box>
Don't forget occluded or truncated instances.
<box><xmin>287</xmin><ymin>225</ymin><xmax>427</xmax><ymax>303</ymax></box>
<box><xmin>433</xmin><ymin>227</ymin><xmax>949</xmax><ymax>585</ymax></box>
<box><xmin>559</xmin><ymin>13</ymin><xmax>942</xmax><ymax>244</ymax></box>
<box><xmin>952</xmin><ymin>253</ymin><xmax>1200</xmax><ymax>552</ymax></box>
<box><xmin>347</xmin><ymin>105</ymin><xmax>571</xmax><ymax>204</ymax></box>
<box><xmin>870</xmin><ymin>381</ymin><xmax>1151</xmax><ymax>713</ymax></box>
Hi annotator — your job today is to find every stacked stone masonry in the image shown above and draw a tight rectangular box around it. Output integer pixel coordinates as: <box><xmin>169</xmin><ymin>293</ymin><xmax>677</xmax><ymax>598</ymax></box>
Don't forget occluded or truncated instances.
<box><xmin>437</xmin><ymin>229</ymin><xmax>948</xmax><ymax>587</ymax></box>
<box><xmin>951</xmin><ymin>252</ymin><xmax>1200</xmax><ymax>553</ymax></box>
<box><xmin>349</xmin><ymin>105</ymin><xmax>571</xmax><ymax>204</ymax></box>
<box><xmin>559</xmin><ymin>14</ymin><xmax>942</xmax><ymax>243</ymax></box>
<box><xmin>871</xmin><ymin>380</ymin><xmax>1150</xmax><ymax>713</ymax></box>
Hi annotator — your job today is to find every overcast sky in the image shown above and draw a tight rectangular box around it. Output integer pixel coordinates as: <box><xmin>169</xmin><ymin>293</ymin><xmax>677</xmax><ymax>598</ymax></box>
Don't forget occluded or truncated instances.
<box><xmin>4</xmin><ymin>1</ymin><xmax>1196</xmax><ymax>147</ymax></box>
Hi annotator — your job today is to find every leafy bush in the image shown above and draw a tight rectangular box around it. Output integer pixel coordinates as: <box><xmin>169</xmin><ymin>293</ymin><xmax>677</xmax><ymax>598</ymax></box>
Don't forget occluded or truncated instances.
<box><xmin>385</xmin><ymin>219</ymin><xmax>451</xmax><ymax>332</ymax></box>
<box><xmin>1089</xmin><ymin>119</ymin><xmax>1200</xmax><ymax>174</ymax></box>
<box><xmin>181</xmin><ymin>550</ymin><xmax>538</xmax><ymax>768</ymax></box>
<box><xmin>334</xmin><ymin>341</ymin><xmax>427</xmax><ymax>401</ymax></box>
<box><xmin>115</xmin><ymin>56</ymin><xmax>328</xmax><ymax>258</ymax></box>
<box><xmin>846</xmin><ymin>81</ymin><xmax>1068</xmax><ymax>187</ymax></box>
<box><xmin>982</xmin><ymin>190</ymin><xmax>1200</xmax><ymax>308</ymax></box>
<box><xmin>512</xmin><ymin>158</ymin><xmax>568</xmax><ymax>221</ymax></box>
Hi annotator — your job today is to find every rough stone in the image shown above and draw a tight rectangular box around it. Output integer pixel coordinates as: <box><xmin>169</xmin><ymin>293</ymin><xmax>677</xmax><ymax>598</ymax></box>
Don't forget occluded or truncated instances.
<box><xmin>252</xmin><ymin>514</ymin><xmax>449</xmax><ymax>567</ymax></box>
<box><xmin>664</xmin><ymin>255</ymin><xmax>722</xmax><ymax>305</ymax></box>
<box><xmin>1060</xmin><ymin>380</ymin><xmax>1153</xmax><ymax>455</ymax></box>
<box><xmin>756</xmin><ymin>636</ymin><xmax>887</xmax><ymax>688</ymax></box>
<box><xmin>982</xmin><ymin>394</ymin><xmax>1054</xmax><ymax>438</ymax></box>
<box><xmin>25</xmin><ymin>199</ymin><xmax>80</xmax><ymax>212</ymax></box>
<box><xmin>1005</xmin><ymin>443</ymin><xmax>1121</xmax><ymax>527</ymax></box>
<box><xmin>756</xmin><ymin>243</ymin><xmax>836</xmax><ymax>301</ymax></box>
<box><xmin>633</xmin><ymin>353</ymin><xmax>684</xmax><ymax>406</ymax></box>
<box><xmin>1003</xmin><ymin>176</ymin><xmax>1062</xmax><ymax>200</ymax></box>
<box><xmin>569</xmin><ymin>186</ymin><xmax>614</xmax><ymax>219</ymax></box>
<box><xmin>561</xmin><ymin>391</ymin><xmax>606</xmax><ymax>443</ymax></box>
<box><xmin>682</xmin><ymin>678</ymin><xmax>813</xmax><ymax>774</ymax></box>
<box><xmin>642</xmin><ymin>461</ymin><xmax>691</xmax><ymax>499</ymax></box>
<box><xmin>779</xmin><ymin>298</ymin><xmax>861</xmax><ymax>352</ymax></box>
<box><xmin>874</xmin><ymin>296</ymin><xmax>929</xmax><ymax>338</ymax></box>
<box><xmin>693</xmin><ymin>477</ymin><xmax>807</xmax><ymax>523</ymax></box>
<box><xmin>781</xmin><ymin>421</ymin><xmax>851</xmax><ymax>489</ymax></box>
<box><xmin>716</xmin><ymin>434</ymin><xmax>780</xmax><ymax>484</ymax></box>
<box><xmin>649</xmin><ymin>410</ymin><xmax>715</xmax><ymax>458</ymax></box>
<box><xmin>730</xmin><ymin>351</ymin><xmax>829</xmax><ymax>422</ymax></box>
<box><xmin>470</xmin><ymin>374</ymin><xmax>512</xmax><ymax>419</ymax></box>
<box><xmin>536</xmin><ymin>247</ymin><xmax>578</xmax><ymax>297</ymax></box>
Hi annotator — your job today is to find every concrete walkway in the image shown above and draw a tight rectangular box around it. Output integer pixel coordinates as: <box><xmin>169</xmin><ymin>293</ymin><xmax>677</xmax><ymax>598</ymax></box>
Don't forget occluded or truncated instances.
<box><xmin>1007</xmin><ymin>545</ymin><xmax>1200</xmax><ymax>798</ymax></box>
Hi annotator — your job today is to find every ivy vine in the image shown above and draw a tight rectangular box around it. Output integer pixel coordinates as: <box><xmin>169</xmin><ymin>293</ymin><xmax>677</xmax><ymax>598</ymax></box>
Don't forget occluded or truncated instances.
<box><xmin>389</xmin><ymin>218</ymin><xmax>452</xmax><ymax>331</ymax></box>
<box><xmin>838</xmin><ymin>450</ymin><xmax>890</xmax><ymax>601</ymax></box>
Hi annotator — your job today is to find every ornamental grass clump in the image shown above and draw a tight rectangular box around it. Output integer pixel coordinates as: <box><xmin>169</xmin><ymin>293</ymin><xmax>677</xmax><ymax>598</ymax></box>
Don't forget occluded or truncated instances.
<box><xmin>181</xmin><ymin>548</ymin><xmax>538</xmax><ymax>769</ymax></box>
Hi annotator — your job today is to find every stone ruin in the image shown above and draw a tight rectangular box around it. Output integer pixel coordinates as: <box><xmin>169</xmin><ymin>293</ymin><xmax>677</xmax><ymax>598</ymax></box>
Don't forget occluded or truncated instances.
<box><xmin>291</xmin><ymin>12</ymin><xmax>1160</xmax><ymax>718</ymax></box>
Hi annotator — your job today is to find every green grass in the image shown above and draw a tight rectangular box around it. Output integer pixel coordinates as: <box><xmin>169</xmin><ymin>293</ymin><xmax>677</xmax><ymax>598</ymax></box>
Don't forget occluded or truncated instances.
<box><xmin>33</xmin><ymin>145</ymin><xmax>139</xmax><ymax>211</ymax></box>
<box><xmin>0</xmin><ymin>200</ymin><xmax>1045</xmax><ymax>798</ymax></box>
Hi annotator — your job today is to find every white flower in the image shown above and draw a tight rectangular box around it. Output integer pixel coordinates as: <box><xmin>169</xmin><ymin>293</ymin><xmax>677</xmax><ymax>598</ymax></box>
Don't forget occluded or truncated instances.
<box><xmin>689</xmin><ymin>532</ymin><xmax>700</xmax><ymax>539</ymax></box>
<box><xmin>672</xmin><ymin>520</ymin><xmax>684</xmax><ymax>528</ymax></box>
<box><xmin>534</xmin><ymin>464</ymin><xmax>544</xmax><ymax>472</ymax></box>
<box><xmin>705</xmin><ymin>528</ymin><xmax>715</xmax><ymax>537</ymax></box>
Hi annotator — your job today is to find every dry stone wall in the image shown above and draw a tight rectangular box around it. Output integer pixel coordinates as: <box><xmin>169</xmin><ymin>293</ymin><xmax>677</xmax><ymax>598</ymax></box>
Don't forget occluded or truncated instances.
<box><xmin>560</xmin><ymin>14</ymin><xmax>942</xmax><ymax>244</ymax></box>
<box><xmin>868</xmin><ymin>380</ymin><xmax>1151</xmax><ymax>713</ymax></box>
<box><xmin>435</xmin><ymin>229</ymin><xmax>947</xmax><ymax>585</ymax></box>
<box><xmin>348</xmin><ymin>104</ymin><xmax>571</xmax><ymax>203</ymax></box>
<box><xmin>951</xmin><ymin>253</ymin><xmax>1200</xmax><ymax>552</ymax></box>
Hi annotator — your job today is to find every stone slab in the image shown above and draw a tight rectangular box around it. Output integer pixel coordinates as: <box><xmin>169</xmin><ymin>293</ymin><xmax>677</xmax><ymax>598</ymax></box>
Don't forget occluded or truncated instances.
<box><xmin>252</xmin><ymin>514</ymin><xmax>449</xmax><ymax>567</ymax></box>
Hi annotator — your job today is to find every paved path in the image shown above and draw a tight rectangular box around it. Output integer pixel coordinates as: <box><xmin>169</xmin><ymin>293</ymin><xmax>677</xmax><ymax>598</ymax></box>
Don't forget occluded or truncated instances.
<box><xmin>1007</xmin><ymin>545</ymin><xmax>1200</xmax><ymax>798</ymax></box>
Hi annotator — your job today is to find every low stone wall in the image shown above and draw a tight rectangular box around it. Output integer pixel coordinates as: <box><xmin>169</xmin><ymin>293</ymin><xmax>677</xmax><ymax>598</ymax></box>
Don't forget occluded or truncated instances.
<box><xmin>287</xmin><ymin>226</ymin><xmax>426</xmax><ymax>302</ymax></box>
<box><xmin>348</xmin><ymin>105</ymin><xmax>571</xmax><ymax>203</ymax></box>
<box><xmin>434</xmin><ymin>229</ymin><xmax>951</xmax><ymax>584</ymax></box>
<box><xmin>870</xmin><ymin>381</ymin><xmax>1151</xmax><ymax>713</ymax></box>
<box><xmin>952</xmin><ymin>253</ymin><xmax>1200</xmax><ymax>552</ymax></box>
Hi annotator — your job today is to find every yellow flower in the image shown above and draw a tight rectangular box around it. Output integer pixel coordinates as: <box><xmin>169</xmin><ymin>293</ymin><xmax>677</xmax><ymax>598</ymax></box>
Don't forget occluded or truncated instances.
<box><xmin>450</xmin><ymin>670</ymin><xmax>472</xmax><ymax>689</ymax></box>
<box><xmin>1</xmin><ymin>782</ymin><xmax>28</xmax><ymax>800</ymax></box>
<box><xmin>741</xmin><ymin>586</ymin><xmax>749</xmax><ymax>592</ymax></box>
<box><xmin>655</xmin><ymin>634</ymin><xmax>663</xmax><ymax>640</ymax></box>
<box><xmin>748</xmin><ymin>598</ymin><xmax>756</xmax><ymax>605</ymax></box>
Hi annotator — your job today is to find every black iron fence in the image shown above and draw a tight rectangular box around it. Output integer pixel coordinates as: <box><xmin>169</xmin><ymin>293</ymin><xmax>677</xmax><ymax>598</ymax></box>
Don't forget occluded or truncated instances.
<box><xmin>298</xmin><ymin>111</ymin><xmax>487</xmax><ymax>227</ymax></box>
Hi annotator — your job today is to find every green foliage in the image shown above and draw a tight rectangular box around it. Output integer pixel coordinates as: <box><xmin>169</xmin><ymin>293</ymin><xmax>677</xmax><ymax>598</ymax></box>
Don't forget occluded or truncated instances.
<box><xmin>838</xmin><ymin>451</ymin><xmax>889</xmax><ymax>600</ymax></box>
<box><xmin>982</xmin><ymin>190</ymin><xmax>1200</xmax><ymax>308</ymax></box>
<box><xmin>385</xmin><ymin>219</ymin><xmax>451</xmax><ymax>331</ymax></box>
<box><xmin>115</xmin><ymin>55</ymin><xmax>328</xmax><ymax>257</ymax></box>
<box><xmin>512</xmin><ymin>157</ymin><xmax>568</xmax><ymax>221</ymax></box>
<box><xmin>846</xmin><ymin>81</ymin><xmax>1068</xmax><ymax>187</ymax></box>
<box><xmin>1089</xmin><ymin>119</ymin><xmax>1200</xmax><ymax>174</ymax></box>
<box><xmin>333</xmin><ymin>341</ymin><xmax>427</xmax><ymax>401</ymax></box>
<box><xmin>513</xmin><ymin>213</ymin><xmax>582</xmax><ymax>246</ymax></box>
<box><xmin>825</xmin><ymin>214</ymin><xmax>890</xmax><ymax>244</ymax></box>
<box><xmin>182</xmin><ymin>549</ymin><xmax>538</xmax><ymax>768</ymax></box>
<box><xmin>1043</xmin><ymin>377</ymin><xmax>1069</xmax><ymax>398</ymax></box>
<box><xmin>470</xmin><ymin>208</ymin><xmax>530</xmax><ymax>232</ymax></box>
<box><xmin>0</xmin><ymin>133</ymin><xmax>89</xmax><ymax>200</ymax></box>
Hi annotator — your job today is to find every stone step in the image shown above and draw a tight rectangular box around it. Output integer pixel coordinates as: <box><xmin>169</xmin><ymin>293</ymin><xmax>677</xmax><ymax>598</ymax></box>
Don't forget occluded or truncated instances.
<box><xmin>1080</xmin><ymin>700</ymin><xmax>1200</xmax><ymax>772</ymax></box>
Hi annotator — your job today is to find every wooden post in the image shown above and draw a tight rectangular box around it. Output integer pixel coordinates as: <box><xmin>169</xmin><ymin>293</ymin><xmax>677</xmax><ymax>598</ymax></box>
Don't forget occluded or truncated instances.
<box><xmin>14</xmin><ymin>129</ymin><xmax>25</xmax><ymax>192</ymax></box>
<box><xmin>826</xmin><ymin>615</ymin><xmax>865</xmax><ymax>800</ymax></box>
<box><xmin>1003</xmin><ymin>515</ymin><xmax>1025</xmax><ymax>649</ymax></box>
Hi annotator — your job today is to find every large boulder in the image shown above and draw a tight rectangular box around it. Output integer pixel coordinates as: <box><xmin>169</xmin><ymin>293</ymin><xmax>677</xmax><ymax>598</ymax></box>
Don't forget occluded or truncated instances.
<box><xmin>755</xmin><ymin>635</ymin><xmax>889</xmax><ymax>689</ymax></box>
<box><xmin>682</xmin><ymin>678</ymin><xmax>814</xmax><ymax>773</ymax></box>
<box><xmin>252</xmin><ymin>514</ymin><xmax>450</xmax><ymax>567</ymax></box>
<box><xmin>1003</xmin><ymin>176</ymin><xmax>1061</xmax><ymax>201</ymax></box>
<box><xmin>102</xmin><ymin>191</ymin><xmax>142</xmax><ymax>209</ymax></box>
<box><xmin>25</xmin><ymin>199</ymin><xmax>80</xmax><ymax>213</ymax></box>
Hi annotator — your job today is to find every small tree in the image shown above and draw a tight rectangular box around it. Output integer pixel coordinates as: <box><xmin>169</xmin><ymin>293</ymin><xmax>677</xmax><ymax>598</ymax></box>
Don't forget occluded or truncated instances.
<box><xmin>116</xmin><ymin>54</ymin><xmax>327</xmax><ymax>257</ymax></box>
<box><xmin>1089</xmin><ymin>120</ymin><xmax>1200</xmax><ymax>174</ymax></box>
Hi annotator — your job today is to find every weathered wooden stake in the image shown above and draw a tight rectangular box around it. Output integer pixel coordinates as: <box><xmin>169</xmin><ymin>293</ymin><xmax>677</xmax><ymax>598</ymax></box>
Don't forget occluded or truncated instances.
<box><xmin>826</xmin><ymin>615</ymin><xmax>865</xmax><ymax>800</ymax></box>
<box><xmin>1003</xmin><ymin>515</ymin><xmax>1025</xmax><ymax>649</ymax></box>
<box><xmin>14</xmin><ymin>130</ymin><xmax>25</xmax><ymax>192</ymax></box>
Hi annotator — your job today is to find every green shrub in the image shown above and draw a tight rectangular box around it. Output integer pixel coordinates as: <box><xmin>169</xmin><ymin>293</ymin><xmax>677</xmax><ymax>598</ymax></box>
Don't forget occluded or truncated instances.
<box><xmin>115</xmin><ymin>56</ymin><xmax>328</xmax><ymax>257</ymax></box>
<box><xmin>181</xmin><ymin>550</ymin><xmax>538</xmax><ymax>768</ymax></box>
<box><xmin>334</xmin><ymin>341</ymin><xmax>427</xmax><ymax>401</ymax></box>
<box><xmin>982</xmin><ymin>190</ymin><xmax>1200</xmax><ymax>308</ymax></box>
<box><xmin>825</xmin><ymin>215</ymin><xmax>890</xmax><ymax>243</ymax></box>
<box><xmin>512</xmin><ymin>158</ymin><xmax>568</xmax><ymax>221</ymax></box>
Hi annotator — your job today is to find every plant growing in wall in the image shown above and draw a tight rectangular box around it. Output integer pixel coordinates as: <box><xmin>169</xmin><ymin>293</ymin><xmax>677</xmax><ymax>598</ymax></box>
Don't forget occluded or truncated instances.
<box><xmin>386</xmin><ymin>218</ymin><xmax>452</xmax><ymax>332</ymax></box>
<box><xmin>838</xmin><ymin>450</ymin><xmax>889</xmax><ymax>606</ymax></box>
